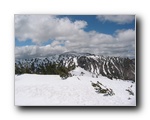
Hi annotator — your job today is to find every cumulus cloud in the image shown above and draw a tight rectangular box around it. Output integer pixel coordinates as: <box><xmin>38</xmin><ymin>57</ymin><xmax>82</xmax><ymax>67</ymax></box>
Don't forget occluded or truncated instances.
<box><xmin>15</xmin><ymin>45</ymin><xmax>67</xmax><ymax>59</ymax></box>
<box><xmin>96</xmin><ymin>15</ymin><xmax>135</xmax><ymax>24</ymax></box>
<box><xmin>15</xmin><ymin>29</ymin><xmax>135</xmax><ymax>59</ymax></box>
<box><xmin>15</xmin><ymin>15</ymin><xmax>87</xmax><ymax>44</ymax></box>
<box><xmin>15</xmin><ymin>15</ymin><xmax>135</xmax><ymax>59</ymax></box>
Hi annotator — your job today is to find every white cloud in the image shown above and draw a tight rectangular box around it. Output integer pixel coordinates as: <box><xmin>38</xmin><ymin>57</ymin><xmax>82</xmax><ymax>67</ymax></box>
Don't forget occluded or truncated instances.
<box><xmin>15</xmin><ymin>15</ymin><xmax>135</xmax><ymax>59</ymax></box>
<box><xmin>115</xmin><ymin>29</ymin><xmax>135</xmax><ymax>41</ymax></box>
<box><xmin>97</xmin><ymin>15</ymin><xmax>135</xmax><ymax>24</ymax></box>
<box><xmin>15</xmin><ymin>15</ymin><xmax>87</xmax><ymax>44</ymax></box>
<box><xmin>15</xmin><ymin>45</ymin><xmax>67</xmax><ymax>59</ymax></box>
<box><xmin>51</xmin><ymin>41</ymin><xmax>61</xmax><ymax>47</ymax></box>
<box><xmin>15</xmin><ymin>29</ymin><xmax>135</xmax><ymax>59</ymax></box>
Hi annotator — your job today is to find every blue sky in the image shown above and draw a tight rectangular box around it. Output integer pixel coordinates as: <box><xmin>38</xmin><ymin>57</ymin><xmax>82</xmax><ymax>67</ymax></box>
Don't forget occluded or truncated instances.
<box><xmin>58</xmin><ymin>15</ymin><xmax>135</xmax><ymax>33</ymax></box>
<box><xmin>15</xmin><ymin>15</ymin><xmax>135</xmax><ymax>58</ymax></box>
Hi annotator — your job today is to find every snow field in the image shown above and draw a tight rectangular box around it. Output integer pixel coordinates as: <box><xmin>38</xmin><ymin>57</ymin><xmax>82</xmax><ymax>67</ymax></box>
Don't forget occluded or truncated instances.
<box><xmin>15</xmin><ymin>70</ymin><xmax>135</xmax><ymax>106</ymax></box>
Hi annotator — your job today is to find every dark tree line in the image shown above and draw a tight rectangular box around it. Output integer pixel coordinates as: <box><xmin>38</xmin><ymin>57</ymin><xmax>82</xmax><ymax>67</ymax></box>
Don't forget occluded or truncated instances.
<box><xmin>15</xmin><ymin>62</ymin><xmax>76</xmax><ymax>79</ymax></box>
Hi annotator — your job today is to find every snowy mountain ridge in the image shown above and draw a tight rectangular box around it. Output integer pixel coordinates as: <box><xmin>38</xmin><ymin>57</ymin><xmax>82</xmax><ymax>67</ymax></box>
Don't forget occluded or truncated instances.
<box><xmin>15</xmin><ymin>52</ymin><xmax>135</xmax><ymax>81</ymax></box>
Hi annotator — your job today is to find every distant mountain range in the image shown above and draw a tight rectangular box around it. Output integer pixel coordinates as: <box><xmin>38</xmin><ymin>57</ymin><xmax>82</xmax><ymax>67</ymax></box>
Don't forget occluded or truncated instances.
<box><xmin>15</xmin><ymin>51</ymin><xmax>135</xmax><ymax>81</ymax></box>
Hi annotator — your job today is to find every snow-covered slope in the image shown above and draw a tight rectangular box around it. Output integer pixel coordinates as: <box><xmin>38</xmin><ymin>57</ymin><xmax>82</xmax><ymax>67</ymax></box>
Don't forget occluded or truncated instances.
<box><xmin>15</xmin><ymin>68</ymin><xmax>136</xmax><ymax>106</ymax></box>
